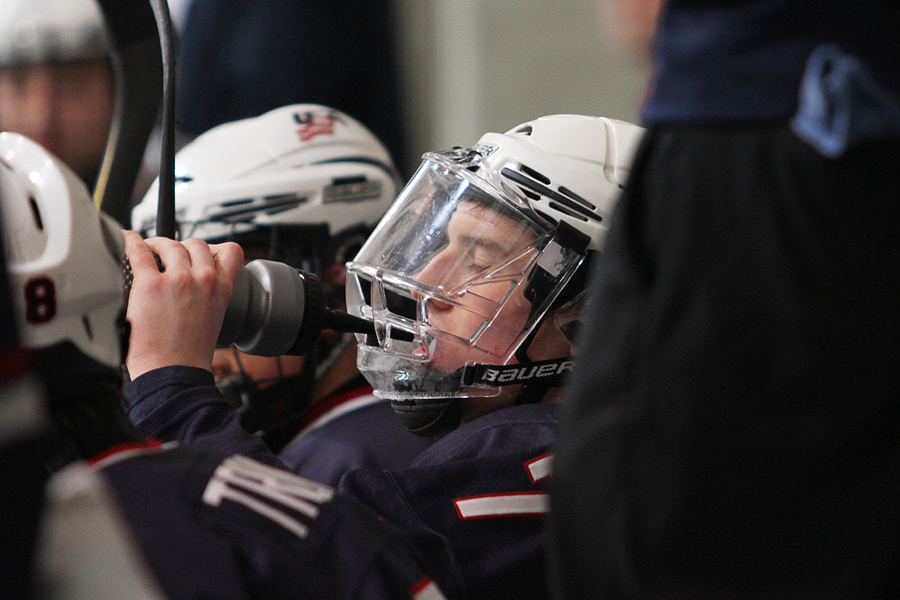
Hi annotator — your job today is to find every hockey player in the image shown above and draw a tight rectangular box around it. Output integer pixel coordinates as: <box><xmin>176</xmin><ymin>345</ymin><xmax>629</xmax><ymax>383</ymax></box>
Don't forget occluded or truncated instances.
<box><xmin>122</xmin><ymin>114</ymin><xmax>645</xmax><ymax>599</ymax></box>
<box><xmin>1</xmin><ymin>131</ymin><xmax>446</xmax><ymax>600</ymax></box>
<box><xmin>0</xmin><ymin>0</ymin><xmax>115</xmax><ymax>191</ymax></box>
<box><xmin>131</xmin><ymin>104</ymin><xmax>432</xmax><ymax>480</ymax></box>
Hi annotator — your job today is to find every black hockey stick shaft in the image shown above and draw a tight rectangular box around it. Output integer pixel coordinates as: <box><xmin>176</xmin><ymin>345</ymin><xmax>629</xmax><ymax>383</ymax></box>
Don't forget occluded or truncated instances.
<box><xmin>93</xmin><ymin>0</ymin><xmax>163</xmax><ymax>228</ymax></box>
<box><xmin>148</xmin><ymin>0</ymin><xmax>177</xmax><ymax>239</ymax></box>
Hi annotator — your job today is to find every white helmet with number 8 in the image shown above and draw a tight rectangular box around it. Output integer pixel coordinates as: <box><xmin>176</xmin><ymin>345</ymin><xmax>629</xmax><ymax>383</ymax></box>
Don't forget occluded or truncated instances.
<box><xmin>0</xmin><ymin>132</ymin><xmax>125</xmax><ymax>369</ymax></box>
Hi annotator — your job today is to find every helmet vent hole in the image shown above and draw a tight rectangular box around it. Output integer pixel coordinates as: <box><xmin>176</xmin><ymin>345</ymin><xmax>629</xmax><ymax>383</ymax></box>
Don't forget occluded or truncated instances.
<box><xmin>266</xmin><ymin>206</ymin><xmax>294</xmax><ymax>216</ymax></box>
<box><xmin>82</xmin><ymin>315</ymin><xmax>94</xmax><ymax>340</ymax></box>
<box><xmin>263</xmin><ymin>193</ymin><xmax>305</xmax><ymax>203</ymax></box>
<box><xmin>502</xmin><ymin>167</ymin><xmax>598</xmax><ymax>221</ymax></box>
<box><xmin>549</xmin><ymin>201</ymin><xmax>589</xmax><ymax>222</ymax></box>
<box><xmin>210</xmin><ymin>195</ymin><xmax>306</xmax><ymax>223</ymax></box>
<box><xmin>332</xmin><ymin>175</ymin><xmax>367</xmax><ymax>185</ymax></box>
<box><xmin>520</xmin><ymin>164</ymin><xmax>550</xmax><ymax>185</ymax></box>
<box><xmin>514</xmin><ymin>125</ymin><xmax>533</xmax><ymax>136</ymax></box>
<box><xmin>518</xmin><ymin>186</ymin><xmax>541</xmax><ymax>201</ymax></box>
<box><xmin>28</xmin><ymin>195</ymin><xmax>44</xmax><ymax>230</ymax></box>
<box><xmin>558</xmin><ymin>186</ymin><xmax>596</xmax><ymax>212</ymax></box>
<box><xmin>221</xmin><ymin>198</ymin><xmax>253</xmax><ymax>207</ymax></box>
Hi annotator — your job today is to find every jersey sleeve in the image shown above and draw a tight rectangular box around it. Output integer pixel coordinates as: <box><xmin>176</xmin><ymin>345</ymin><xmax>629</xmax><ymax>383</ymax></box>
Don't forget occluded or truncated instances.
<box><xmin>124</xmin><ymin>365</ymin><xmax>285</xmax><ymax>469</ymax></box>
<box><xmin>195</xmin><ymin>454</ymin><xmax>451</xmax><ymax>599</ymax></box>
<box><xmin>101</xmin><ymin>447</ymin><xmax>450</xmax><ymax>600</ymax></box>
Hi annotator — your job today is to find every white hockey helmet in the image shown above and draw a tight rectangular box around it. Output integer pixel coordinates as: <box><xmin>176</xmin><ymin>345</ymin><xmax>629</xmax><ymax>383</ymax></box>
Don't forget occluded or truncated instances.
<box><xmin>0</xmin><ymin>0</ymin><xmax>111</xmax><ymax>68</ymax></box>
<box><xmin>346</xmin><ymin>114</ymin><xmax>644</xmax><ymax>435</ymax></box>
<box><xmin>132</xmin><ymin>104</ymin><xmax>400</xmax><ymax>272</ymax></box>
<box><xmin>0</xmin><ymin>132</ymin><xmax>126</xmax><ymax>369</ymax></box>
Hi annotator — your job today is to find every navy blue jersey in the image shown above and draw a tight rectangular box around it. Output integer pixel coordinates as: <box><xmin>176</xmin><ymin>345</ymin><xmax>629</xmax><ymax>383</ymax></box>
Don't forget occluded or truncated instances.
<box><xmin>340</xmin><ymin>403</ymin><xmax>557</xmax><ymax>600</ymax></box>
<box><xmin>88</xmin><ymin>441</ymin><xmax>445</xmax><ymax>600</ymax></box>
<box><xmin>278</xmin><ymin>391</ymin><xmax>432</xmax><ymax>487</ymax></box>
<box><xmin>125</xmin><ymin>366</ymin><xmax>558</xmax><ymax>599</ymax></box>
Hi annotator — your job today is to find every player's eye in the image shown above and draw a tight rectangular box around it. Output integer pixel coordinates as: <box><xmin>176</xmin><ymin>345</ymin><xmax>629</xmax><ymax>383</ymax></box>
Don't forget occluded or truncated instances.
<box><xmin>458</xmin><ymin>242</ymin><xmax>493</xmax><ymax>274</ymax></box>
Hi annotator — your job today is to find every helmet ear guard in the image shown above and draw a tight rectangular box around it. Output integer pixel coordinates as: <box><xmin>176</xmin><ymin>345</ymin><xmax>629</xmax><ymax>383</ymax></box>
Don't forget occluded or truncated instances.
<box><xmin>516</xmin><ymin>221</ymin><xmax>592</xmax><ymax>363</ymax></box>
<box><xmin>522</xmin><ymin>221</ymin><xmax>592</xmax><ymax>310</ymax></box>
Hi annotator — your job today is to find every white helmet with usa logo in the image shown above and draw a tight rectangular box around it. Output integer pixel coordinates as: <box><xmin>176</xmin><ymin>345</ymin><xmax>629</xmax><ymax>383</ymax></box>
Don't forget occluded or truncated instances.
<box><xmin>131</xmin><ymin>104</ymin><xmax>401</xmax><ymax>431</ymax></box>
<box><xmin>131</xmin><ymin>103</ymin><xmax>401</xmax><ymax>258</ymax></box>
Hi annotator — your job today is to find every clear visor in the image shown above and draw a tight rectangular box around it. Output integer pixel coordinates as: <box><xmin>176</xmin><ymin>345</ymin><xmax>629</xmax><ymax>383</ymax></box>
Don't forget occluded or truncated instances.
<box><xmin>347</xmin><ymin>149</ymin><xmax>580</xmax><ymax>400</ymax></box>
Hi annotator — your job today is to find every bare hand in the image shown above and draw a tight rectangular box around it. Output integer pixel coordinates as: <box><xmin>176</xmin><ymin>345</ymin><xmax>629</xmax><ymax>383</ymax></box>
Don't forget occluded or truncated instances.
<box><xmin>123</xmin><ymin>231</ymin><xmax>244</xmax><ymax>379</ymax></box>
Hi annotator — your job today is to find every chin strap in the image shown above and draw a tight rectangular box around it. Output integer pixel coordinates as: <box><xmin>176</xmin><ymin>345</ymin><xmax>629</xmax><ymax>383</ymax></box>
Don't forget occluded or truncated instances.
<box><xmin>512</xmin><ymin>318</ymin><xmax>548</xmax><ymax>405</ymax></box>
<box><xmin>394</xmin><ymin>354</ymin><xmax>575</xmax><ymax>439</ymax></box>
<box><xmin>460</xmin><ymin>356</ymin><xmax>576</xmax><ymax>390</ymax></box>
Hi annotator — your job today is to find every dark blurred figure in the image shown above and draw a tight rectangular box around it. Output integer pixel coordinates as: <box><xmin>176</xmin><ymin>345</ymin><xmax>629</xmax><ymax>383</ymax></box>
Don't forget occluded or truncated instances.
<box><xmin>549</xmin><ymin>1</ymin><xmax>900</xmax><ymax>599</ymax></box>
<box><xmin>0</xmin><ymin>201</ymin><xmax>48</xmax><ymax>600</ymax></box>
<box><xmin>177</xmin><ymin>0</ymin><xmax>409</xmax><ymax>173</ymax></box>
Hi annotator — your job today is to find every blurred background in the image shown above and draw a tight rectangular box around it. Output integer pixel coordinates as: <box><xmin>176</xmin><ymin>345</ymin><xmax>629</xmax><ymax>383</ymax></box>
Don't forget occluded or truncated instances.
<box><xmin>393</xmin><ymin>0</ymin><xmax>650</xmax><ymax>175</ymax></box>
<box><xmin>1</xmin><ymin>0</ymin><xmax>653</xmax><ymax>202</ymax></box>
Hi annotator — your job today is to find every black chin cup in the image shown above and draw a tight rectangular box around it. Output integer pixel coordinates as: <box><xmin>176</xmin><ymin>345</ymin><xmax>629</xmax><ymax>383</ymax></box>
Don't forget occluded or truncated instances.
<box><xmin>390</xmin><ymin>397</ymin><xmax>461</xmax><ymax>438</ymax></box>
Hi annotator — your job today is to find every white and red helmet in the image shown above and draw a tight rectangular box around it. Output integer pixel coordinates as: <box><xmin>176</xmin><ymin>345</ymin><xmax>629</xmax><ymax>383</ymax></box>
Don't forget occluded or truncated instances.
<box><xmin>132</xmin><ymin>103</ymin><xmax>400</xmax><ymax>264</ymax></box>
<box><xmin>0</xmin><ymin>132</ymin><xmax>125</xmax><ymax>369</ymax></box>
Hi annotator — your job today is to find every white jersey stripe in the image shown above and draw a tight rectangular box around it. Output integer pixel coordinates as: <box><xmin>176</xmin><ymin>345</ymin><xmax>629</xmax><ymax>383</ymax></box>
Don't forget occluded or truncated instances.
<box><xmin>525</xmin><ymin>454</ymin><xmax>553</xmax><ymax>483</ymax></box>
<box><xmin>410</xmin><ymin>577</ymin><xmax>448</xmax><ymax>600</ymax></box>
<box><xmin>454</xmin><ymin>492</ymin><xmax>549</xmax><ymax>519</ymax></box>
<box><xmin>203</xmin><ymin>479</ymin><xmax>310</xmax><ymax>539</ymax></box>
